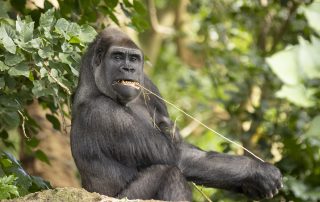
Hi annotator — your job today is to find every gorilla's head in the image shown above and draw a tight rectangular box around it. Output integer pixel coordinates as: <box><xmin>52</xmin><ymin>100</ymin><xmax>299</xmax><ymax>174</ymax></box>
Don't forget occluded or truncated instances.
<box><xmin>91</xmin><ymin>28</ymin><xmax>144</xmax><ymax>105</ymax></box>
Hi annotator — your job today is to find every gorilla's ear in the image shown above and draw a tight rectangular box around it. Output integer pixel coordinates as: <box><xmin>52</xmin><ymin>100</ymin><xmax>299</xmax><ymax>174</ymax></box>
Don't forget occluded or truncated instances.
<box><xmin>92</xmin><ymin>38</ymin><xmax>105</xmax><ymax>67</ymax></box>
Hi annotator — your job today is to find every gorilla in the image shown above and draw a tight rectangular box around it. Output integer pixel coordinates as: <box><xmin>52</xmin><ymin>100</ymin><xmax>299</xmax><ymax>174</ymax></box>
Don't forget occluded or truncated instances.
<box><xmin>70</xmin><ymin>27</ymin><xmax>282</xmax><ymax>201</ymax></box>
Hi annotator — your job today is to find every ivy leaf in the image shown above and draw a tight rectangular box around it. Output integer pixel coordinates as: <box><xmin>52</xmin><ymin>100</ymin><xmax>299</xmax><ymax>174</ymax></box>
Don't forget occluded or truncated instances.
<box><xmin>39</xmin><ymin>9</ymin><xmax>55</xmax><ymax>28</ymax></box>
<box><xmin>38</xmin><ymin>46</ymin><xmax>54</xmax><ymax>59</ymax></box>
<box><xmin>4</xmin><ymin>53</ymin><xmax>25</xmax><ymax>66</ymax></box>
<box><xmin>8</xmin><ymin>62</ymin><xmax>29</xmax><ymax>78</ymax></box>
<box><xmin>79</xmin><ymin>25</ymin><xmax>97</xmax><ymax>43</ymax></box>
<box><xmin>0</xmin><ymin>61</ymin><xmax>10</xmax><ymax>71</ymax></box>
<box><xmin>34</xmin><ymin>150</ymin><xmax>50</xmax><ymax>165</ymax></box>
<box><xmin>45</xmin><ymin>114</ymin><xmax>61</xmax><ymax>131</ymax></box>
<box><xmin>67</xmin><ymin>23</ymin><xmax>81</xmax><ymax>37</ymax></box>
<box><xmin>16</xmin><ymin>16</ymin><xmax>34</xmax><ymax>42</ymax></box>
<box><xmin>0</xmin><ymin>26</ymin><xmax>16</xmax><ymax>54</ymax></box>
<box><xmin>32</xmin><ymin>80</ymin><xmax>55</xmax><ymax>98</ymax></box>
<box><xmin>26</xmin><ymin>137</ymin><xmax>40</xmax><ymax>148</ymax></box>
<box><xmin>1</xmin><ymin>111</ymin><xmax>20</xmax><ymax>129</ymax></box>
<box><xmin>55</xmin><ymin>18</ymin><xmax>70</xmax><ymax>40</ymax></box>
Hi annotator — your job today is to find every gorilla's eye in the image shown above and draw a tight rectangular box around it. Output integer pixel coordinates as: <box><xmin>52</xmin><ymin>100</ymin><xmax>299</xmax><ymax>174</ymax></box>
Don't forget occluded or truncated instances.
<box><xmin>129</xmin><ymin>54</ymin><xmax>140</xmax><ymax>62</ymax></box>
<box><xmin>112</xmin><ymin>53</ymin><xmax>124</xmax><ymax>60</ymax></box>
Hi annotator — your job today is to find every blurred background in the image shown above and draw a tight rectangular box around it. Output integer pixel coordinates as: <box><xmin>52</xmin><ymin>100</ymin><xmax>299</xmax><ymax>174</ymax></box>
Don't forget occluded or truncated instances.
<box><xmin>0</xmin><ymin>0</ymin><xmax>320</xmax><ymax>201</ymax></box>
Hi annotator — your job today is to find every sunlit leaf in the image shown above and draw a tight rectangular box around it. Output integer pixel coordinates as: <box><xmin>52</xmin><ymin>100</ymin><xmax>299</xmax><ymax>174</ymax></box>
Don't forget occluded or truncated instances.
<box><xmin>0</xmin><ymin>61</ymin><xmax>9</xmax><ymax>71</ymax></box>
<box><xmin>297</xmin><ymin>37</ymin><xmax>320</xmax><ymax>79</ymax></box>
<box><xmin>304</xmin><ymin>1</ymin><xmax>320</xmax><ymax>34</ymax></box>
<box><xmin>305</xmin><ymin>115</ymin><xmax>320</xmax><ymax>138</ymax></box>
<box><xmin>266</xmin><ymin>46</ymin><xmax>301</xmax><ymax>85</ymax></box>
<box><xmin>276</xmin><ymin>84</ymin><xmax>316</xmax><ymax>107</ymax></box>
<box><xmin>79</xmin><ymin>25</ymin><xmax>97</xmax><ymax>43</ymax></box>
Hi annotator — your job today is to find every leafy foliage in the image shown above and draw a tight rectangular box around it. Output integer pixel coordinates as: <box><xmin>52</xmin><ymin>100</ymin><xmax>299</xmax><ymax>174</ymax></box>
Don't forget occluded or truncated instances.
<box><xmin>0</xmin><ymin>152</ymin><xmax>51</xmax><ymax>199</ymax></box>
<box><xmin>0</xmin><ymin>7</ymin><xmax>95</xmax><ymax>198</ymax></box>
<box><xmin>0</xmin><ymin>175</ymin><xmax>19</xmax><ymax>200</ymax></box>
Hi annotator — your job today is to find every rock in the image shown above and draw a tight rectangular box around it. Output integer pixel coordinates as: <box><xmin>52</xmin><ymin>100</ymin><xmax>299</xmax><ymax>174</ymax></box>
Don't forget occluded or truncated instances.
<box><xmin>3</xmin><ymin>187</ymin><xmax>162</xmax><ymax>202</ymax></box>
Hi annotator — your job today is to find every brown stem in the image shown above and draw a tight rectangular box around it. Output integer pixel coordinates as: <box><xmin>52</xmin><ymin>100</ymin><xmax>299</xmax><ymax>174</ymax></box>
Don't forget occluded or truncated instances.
<box><xmin>270</xmin><ymin>2</ymin><xmax>299</xmax><ymax>52</ymax></box>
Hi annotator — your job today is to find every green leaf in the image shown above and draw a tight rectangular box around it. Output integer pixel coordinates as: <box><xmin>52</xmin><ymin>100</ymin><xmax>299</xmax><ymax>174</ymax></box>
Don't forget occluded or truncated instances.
<box><xmin>67</xmin><ymin>22</ymin><xmax>81</xmax><ymax>37</ymax></box>
<box><xmin>16</xmin><ymin>16</ymin><xmax>34</xmax><ymax>42</ymax></box>
<box><xmin>266</xmin><ymin>46</ymin><xmax>301</xmax><ymax>85</ymax></box>
<box><xmin>38</xmin><ymin>46</ymin><xmax>54</xmax><ymax>59</ymax></box>
<box><xmin>55</xmin><ymin>18</ymin><xmax>70</xmax><ymax>40</ymax></box>
<box><xmin>4</xmin><ymin>53</ymin><xmax>25</xmax><ymax>66</ymax></box>
<box><xmin>0</xmin><ymin>1</ymin><xmax>10</xmax><ymax>18</ymax></box>
<box><xmin>27</xmin><ymin>38</ymin><xmax>42</xmax><ymax>49</ymax></box>
<box><xmin>0</xmin><ymin>130</ymin><xmax>9</xmax><ymax>139</ymax></box>
<box><xmin>2</xmin><ymin>111</ymin><xmax>20</xmax><ymax>129</ymax></box>
<box><xmin>69</xmin><ymin>36</ymin><xmax>81</xmax><ymax>44</ymax></box>
<box><xmin>32</xmin><ymin>80</ymin><xmax>55</xmax><ymax>98</ymax></box>
<box><xmin>131</xmin><ymin>14</ymin><xmax>149</xmax><ymax>31</ymax></box>
<box><xmin>45</xmin><ymin>114</ymin><xmax>61</xmax><ymax>131</ymax></box>
<box><xmin>105</xmin><ymin>0</ymin><xmax>118</xmax><ymax>8</ymax></box>
<box><xmin>0</xmin><ymin>26</ymin><xmax>16</xmax><ymax>54</ymax></box>
<box><xmin>34</xmin><ymin>150</ymin><xmax>50</xmax><ymax>165</ymax></box>
<box><xmin>107</xmin><ymin>9</ymin><xmax>120</xmax><ymax>25</ymax></box>
<box><xmin>79</xmin><ymin>25</ymin><xmax>97</xmax><ymax>43</ymax></box>
<box><xmin>297</xmin><ymin>37</ymin><xmax>320</xmax><ymax>79</ymax></box>
<box><xmin>123</xmin><ymin>0</ymin><xmax>132</xmax><ymax>7</ymax></box>
<box><xmin>39</xmin><ymin>9</ymin><xmax>55</xmax><ymax>28</ymax></box>
<box><xmin>58</xmin><ymin>53</ymin><xmax>73</xmax><ymax>66</ymax></box>
<box><xmin>40</xmin><ymin>68</ymin><xmax>47</xmax><ymax>78</ymax></box>
<box><xmin>133</xmin><ymin>0</ymin><xmax>146</xmax><ymax>15</ymax></box>
<box><xmin>8</xmin><ymin>62</ymin><xmax>29</xmax><ymax>78</ymax></box>
<box><xmin>30</xmin><ymin>176</ymin><xmax>51</xmax><ymax>190</ymax></box>
<box><xmin>305</xmin><ymin>115</ymin><xmax>320</xmax><ymax>138</ymax></box>
<box><xmin>1</xmin><ymin>153</ymin><xmax>32</xmax><ymax>196</ymax></box>
<box><xmin>304</xmin><ymin>1</ymin><xmax>320</xmax><ymax>34</ymax></box>
<box><xmin>276</xmin><ymin>84</ymin><xmax>316</xmax><ymax>108</ymax></box>
<box><xmin>0</xmin><ymin>175</ymin><xmax>19</xmax><ymax>200</ymax></box>
<box><xmin>26</xmin><ymin>137</ymin><xmax>40</xmax><ymax>148</ymax></box>
<box><xmin>0</xmin><ymin>61</ymin><xmax>9</xmax><ymax>71</ymax></box>
<box><xmin>0</xmin><ymin>159</ymin><xmax>12</xmax><ymax>168</ymax></box>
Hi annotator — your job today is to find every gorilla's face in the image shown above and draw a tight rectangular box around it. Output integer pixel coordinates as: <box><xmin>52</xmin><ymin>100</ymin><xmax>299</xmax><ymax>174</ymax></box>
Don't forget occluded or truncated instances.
<box><xmin>94</xmin><ymin>45</ymin><xmax>144</xmax><ymax>105</ymax></box>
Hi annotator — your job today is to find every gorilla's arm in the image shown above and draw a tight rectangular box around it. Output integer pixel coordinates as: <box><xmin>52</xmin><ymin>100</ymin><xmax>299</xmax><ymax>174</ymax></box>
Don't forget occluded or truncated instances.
<box><xmin>178</xmin><ymin>143</ymin><xmax>282</xmax><ymax>199</ymax></box>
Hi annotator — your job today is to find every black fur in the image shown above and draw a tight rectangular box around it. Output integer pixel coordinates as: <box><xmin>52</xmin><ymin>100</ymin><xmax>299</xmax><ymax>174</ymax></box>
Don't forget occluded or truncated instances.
<box><xmin>70</xmin><ymin>28</ymin><xmax>282</xmax><ymax>201</ymax></box>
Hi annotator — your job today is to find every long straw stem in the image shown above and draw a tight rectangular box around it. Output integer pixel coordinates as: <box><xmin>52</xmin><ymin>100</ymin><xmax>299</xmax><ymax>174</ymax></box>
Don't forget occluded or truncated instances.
<box><xmin>137</xmin><ymin>84</ymin><xmax>264</xmax><ymax>162</ymax></box>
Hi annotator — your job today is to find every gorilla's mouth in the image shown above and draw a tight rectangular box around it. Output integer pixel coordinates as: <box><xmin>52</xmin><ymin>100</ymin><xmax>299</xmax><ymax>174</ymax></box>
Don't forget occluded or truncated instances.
<box><xmin>115</xmin><ymin>80</ymin><xmax>140</xmax><ymax>89</ymax></box>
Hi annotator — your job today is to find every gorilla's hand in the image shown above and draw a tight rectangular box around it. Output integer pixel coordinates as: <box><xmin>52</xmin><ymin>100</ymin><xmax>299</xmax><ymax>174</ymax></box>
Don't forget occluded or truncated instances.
<box><xmin>241</xmin><ymin>160</ymin><xmax>282</xmax><ymax>200</ymax></box>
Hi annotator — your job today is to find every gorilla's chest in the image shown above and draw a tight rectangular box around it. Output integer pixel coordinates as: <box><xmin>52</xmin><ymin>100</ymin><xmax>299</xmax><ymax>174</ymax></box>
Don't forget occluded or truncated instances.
<box><xmin>127</xmin><ymin>103</ymin><xmax>156</xmax><ymax>129</ymax></box>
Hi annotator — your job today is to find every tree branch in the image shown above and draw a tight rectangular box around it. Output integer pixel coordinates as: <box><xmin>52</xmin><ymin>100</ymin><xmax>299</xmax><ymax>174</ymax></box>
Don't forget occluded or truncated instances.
<box><xmin>147</xmin><ymin>0</ymin><xmax>175</xmax><ymax>35</ymax></box>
